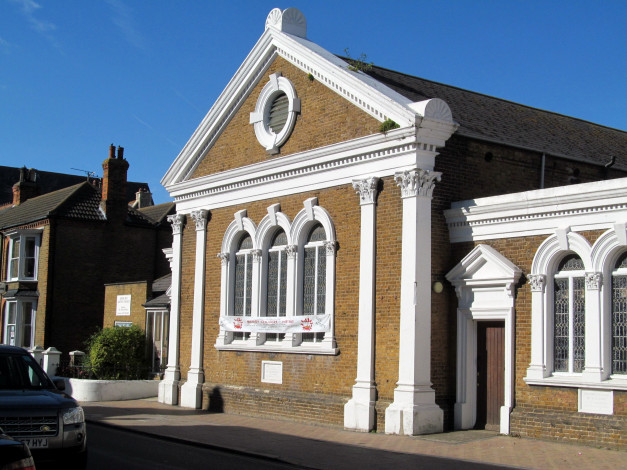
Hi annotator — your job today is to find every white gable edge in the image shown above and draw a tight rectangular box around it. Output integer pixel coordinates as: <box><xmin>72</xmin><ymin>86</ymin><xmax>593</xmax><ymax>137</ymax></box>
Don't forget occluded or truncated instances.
<box><xmin>161</xmin><ymin>21</ymin><xmax>440</xmax><ymax>189</ymax></box>
<box><xmin>446</xmin><ymin>244</ymin><xmax>522</xmax><ymax>284</ymax></box>
<box><xmin>445</xmin><ymin>178</ymin><xmax>627</xmax><ymax>243</ymax></box>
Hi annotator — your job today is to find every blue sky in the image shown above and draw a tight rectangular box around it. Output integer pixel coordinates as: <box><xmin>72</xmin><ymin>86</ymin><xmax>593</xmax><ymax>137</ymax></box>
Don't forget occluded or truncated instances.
<box><xmin>1</xmin><ymin>1</ymin><xmax>625</xmax><ymax>204</ymax></box>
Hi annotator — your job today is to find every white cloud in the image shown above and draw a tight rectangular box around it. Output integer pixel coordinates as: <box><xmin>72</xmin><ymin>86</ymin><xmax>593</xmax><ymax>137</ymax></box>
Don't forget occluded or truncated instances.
<box><xmin>10</xmin><ymin>0</ymin><xmax>56</xmax><ymax>34</ymax></box>
<box><xmin>105</xmin><ymin>0</ymin><xmax>148</xmax><ymax>51</ymax></box>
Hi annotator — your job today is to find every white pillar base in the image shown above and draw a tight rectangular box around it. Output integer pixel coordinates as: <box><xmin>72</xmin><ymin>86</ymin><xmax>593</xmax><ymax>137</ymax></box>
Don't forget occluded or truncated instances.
<box><xmin>454</xmin><ymin>401</ymin><xmax>475</xmax><ymax>430</ymax></box>
<box><xmin>344</xmin><ymin>383</ymin><xmax>376</xmax><ymax>431</ymax></box>
<box><xmin>180</xmin><ymin>372</ymin><xmax>204</xmax><ymax>409</ymax></box>
<box><xmin>500</xmin><ymin>405</ymin><xmax>511</xmax><ymax>435</ymax></box>
<box><xmin>385</xmin><ymin>402</ymin><xmax>443</xmax><ymax>435</ymax></box>
<box><xmin>158</xmin><ymin>380</ymin><xmax>179</xmax><ymax>405</ymax></box>
<box><xmin>385</xmin><ymin>386</ymin><xmax>442</xmax><ymax>435</ymax></box>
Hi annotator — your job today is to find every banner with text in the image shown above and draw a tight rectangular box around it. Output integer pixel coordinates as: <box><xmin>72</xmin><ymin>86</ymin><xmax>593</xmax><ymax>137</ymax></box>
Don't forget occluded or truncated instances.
<box><xmin>219</xmin><ymin>315</ymin><xmax>330</xmax><ymax>333</ymax></box>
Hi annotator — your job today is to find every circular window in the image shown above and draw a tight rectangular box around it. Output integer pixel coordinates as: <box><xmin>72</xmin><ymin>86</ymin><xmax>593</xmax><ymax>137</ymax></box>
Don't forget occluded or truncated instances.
<box><xmin>250</xmin><ymin>73</ymin><xmax>300</xmax><ymax>154</ymax></box>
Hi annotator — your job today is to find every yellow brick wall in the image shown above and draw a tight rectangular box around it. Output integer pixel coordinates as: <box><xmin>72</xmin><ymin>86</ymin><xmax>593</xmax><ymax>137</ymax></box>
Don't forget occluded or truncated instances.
<box><xmin>191</xmin><ymin>56</ymin><xmax>381</xmax><ymax>179</ymax></box>
<box><xmin>103</xmin><ymin>282</ymin><xmax>150</xmax><ymax>330</ymax></box>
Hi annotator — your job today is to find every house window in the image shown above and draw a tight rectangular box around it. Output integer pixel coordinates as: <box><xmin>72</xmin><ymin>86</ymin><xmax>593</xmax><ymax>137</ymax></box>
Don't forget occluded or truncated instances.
<box><xmin>233</xmin><ymin>234</ymin><xmax>253</xmax><ymax>341</ymax></box>
<box><xmin>553</xmin><ymin>254</ymin><xmax>585</xmax><ymax>373</ymax></box>
<box><xmin>7</xmin><ymin>233</ymin><xmax>40</xmax><ymax>281</ymax></box>
<box><xmin>3</xmin><ymin>300</ymin><xmax>36</xmax><ymax>349</ymax></box>
<box><xmin>146</xmin><ymin>310</ymin><xmax>169</xmax><ymax>374</ymax></box>
<box><xmin>266</xmin><ymin>230</ymin><xmax>287</xmax><ymax>342</ymax></box>
<box><xmin>302</xmin><ymin>224</ymin><xmax>326</xmax><ymax>343</ymax></box>
<box><xmin>612</xmin><ymin>252</ymin><xmax>627</xmax><ymax>375</ymax></box>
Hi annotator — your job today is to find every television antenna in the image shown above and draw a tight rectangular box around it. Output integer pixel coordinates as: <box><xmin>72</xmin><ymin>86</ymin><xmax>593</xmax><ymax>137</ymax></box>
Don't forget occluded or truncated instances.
<box><xmin>71</xmin><ymin>168</ymin><xmax>99</xmax><ymax>179</ymax></box>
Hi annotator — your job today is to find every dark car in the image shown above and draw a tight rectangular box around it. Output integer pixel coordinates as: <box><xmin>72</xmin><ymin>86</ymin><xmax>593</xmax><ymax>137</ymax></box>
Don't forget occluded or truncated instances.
<box><xmin>0</xmin><ymin>429</ymin><xmax>36</xmax><ymax>470</ymax></box>
<box><xmin>0</xmin><ymin>345</ymin><xmax>87</xmax><ymax>469</ymax></box>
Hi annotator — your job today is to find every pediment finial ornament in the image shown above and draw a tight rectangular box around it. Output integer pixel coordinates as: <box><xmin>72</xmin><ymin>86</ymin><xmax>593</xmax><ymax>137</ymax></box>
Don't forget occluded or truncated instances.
<box><xmin>265</xmin><ymin>8</ymin><xmax>307</xmax><ymax>38</ymax></box>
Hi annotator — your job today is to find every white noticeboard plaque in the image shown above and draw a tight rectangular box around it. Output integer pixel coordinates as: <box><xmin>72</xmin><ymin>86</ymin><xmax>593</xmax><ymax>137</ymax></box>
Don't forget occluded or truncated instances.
<box><xmin>578</xmin><ymin>388</ymin><xmax>613</xmax><ymax>415</ymax></box>
<box><xmin>116</xmin><ymin>295</ymin><xmax>131</xmax><ymax>316</ymax></box>
<box><xmin>261</xmin><ymin>361</ymin><xmax>283</xmax><ymax>384</ymax></box>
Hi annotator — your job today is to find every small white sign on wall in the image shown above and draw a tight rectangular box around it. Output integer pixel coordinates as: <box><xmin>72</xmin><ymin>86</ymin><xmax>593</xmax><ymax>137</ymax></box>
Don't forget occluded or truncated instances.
<box><xmin>578</xmin><ymin>388</ymin><xmax>613</xmax><ymax>415</ymax></box>
<box><xmin>261</xmin><ymin>361</ymin><xmax>283</xmax><ymax>384</ymax></box>
<box><xmin>116</xmin><ymin>295</ymin><xmax>131</xmax><ymax>316</ymax></box>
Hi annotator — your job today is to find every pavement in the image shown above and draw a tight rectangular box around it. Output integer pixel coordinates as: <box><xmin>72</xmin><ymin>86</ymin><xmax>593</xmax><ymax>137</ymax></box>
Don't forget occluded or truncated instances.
<box><xmin>82</xmin><ymin>398</ymin><xmax>627</xmax><ymax>469</ymax></box>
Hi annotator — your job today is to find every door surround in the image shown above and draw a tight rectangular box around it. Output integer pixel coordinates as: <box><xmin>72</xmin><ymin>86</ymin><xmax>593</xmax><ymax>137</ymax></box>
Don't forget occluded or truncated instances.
<box><xmin>446</xmin><ymin>245</ymin><xmax>521</xmax><ymax>434</ymax></box>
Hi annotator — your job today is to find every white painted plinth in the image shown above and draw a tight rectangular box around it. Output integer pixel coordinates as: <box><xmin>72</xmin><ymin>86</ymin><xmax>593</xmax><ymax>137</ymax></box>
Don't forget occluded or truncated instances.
<box><xmin>385</xmin><ymin>402</ymin><xmax>443</xmax><ymax>435</ymax></box>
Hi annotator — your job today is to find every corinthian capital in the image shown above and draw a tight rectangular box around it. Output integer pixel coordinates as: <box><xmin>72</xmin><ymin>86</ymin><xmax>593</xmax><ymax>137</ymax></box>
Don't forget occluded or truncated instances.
<box><xmin>352</xmin><ymin>177</ymin><xmax>380</xmax><ymax>205</ymax></box>
<box><xmin>528</xmin><ymin>274</ymin><xmax>546</xmax><ymax>292</ymax></box>
<box><xmin>191</xmin><ymin>210</ymin><xmax>208</xmax><ymax>231</ymax></box>
<box><xmin>167</xmin><ymin>213</ymin><xmax>186</xmax><ymax>235</ymax></box>
<box><xmin>394</xmin><ymin>169</ymin><xmax>441</xmax><ymax>198</ymax></box>
<box><xmin>585</xmin><ymin>272</ymin><xmax>602</xmax><ymax>290</ymax></box>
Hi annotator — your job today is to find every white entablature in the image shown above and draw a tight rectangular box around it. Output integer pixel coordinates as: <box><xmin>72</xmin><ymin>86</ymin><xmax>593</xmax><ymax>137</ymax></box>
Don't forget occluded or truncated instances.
<box><xmin>445</xmin><ymin>177</ymin><xmax>627</xmax><ymax>243</ymax></box>
<box><xmin>161</xmin><ymin>7</ymin><xmax>458</xmax><ymax>192</ymax></box>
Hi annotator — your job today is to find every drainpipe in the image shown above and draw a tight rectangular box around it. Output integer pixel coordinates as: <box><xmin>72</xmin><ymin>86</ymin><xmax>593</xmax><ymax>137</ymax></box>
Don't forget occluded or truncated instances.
<box><xmin>540</xmin><ymin>153</ymin><xmax>546</xmax><ymax>189</ymax></box>
<box><xmin>604</xmin><ymin>156</ymin><xmax>616</xmax><ymax>180</ymax></box>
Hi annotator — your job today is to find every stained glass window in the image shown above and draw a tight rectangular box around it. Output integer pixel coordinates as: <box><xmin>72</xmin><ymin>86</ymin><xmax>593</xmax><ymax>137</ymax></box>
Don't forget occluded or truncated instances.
<box><xmin>553</xmin><ymin>254</ymin><xmax>585</xmax><ymax>373</ymax></box>
<box><xmin>302</xmin><ymin>224</ymin><xmax>326</xmax><ymax>343</ymax></box>
<box><xmin>612</xmin><ymin>252</ymin><xmax>627</xmax><ymax>374</ymax></box>
<box><xmin>233</xmin><ymin>234</ymin><xmax>252</xmax><ymax>340</ymax></box>
<box><xmin>266</xmin><ymin>230</ymin><xmax>287</xmax><ymax>342</ymax></box>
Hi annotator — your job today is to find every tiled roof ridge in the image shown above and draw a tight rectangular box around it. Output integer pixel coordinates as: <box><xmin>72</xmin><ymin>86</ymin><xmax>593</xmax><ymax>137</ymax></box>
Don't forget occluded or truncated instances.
<box><xmin>363</xmin><ymin>60</ymin><xmax>626</xmax><ymax>135</ymax></box>
<box><xmin>47</xmin><ymin>181</ymin><xmax>94</xmax><ymax>216</ymax></box>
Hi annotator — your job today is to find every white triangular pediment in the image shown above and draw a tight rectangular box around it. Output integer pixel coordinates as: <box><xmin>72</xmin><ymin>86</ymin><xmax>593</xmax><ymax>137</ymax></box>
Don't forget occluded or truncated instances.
<box><xmin>161</xmin><ymin>8</ymin><xmax>453</xmax><ymax>189</ymax></box>
<box><xmin>446</xmin><ymin>244</ymin><xmax>522</xmax><ymax>285</ymax></box>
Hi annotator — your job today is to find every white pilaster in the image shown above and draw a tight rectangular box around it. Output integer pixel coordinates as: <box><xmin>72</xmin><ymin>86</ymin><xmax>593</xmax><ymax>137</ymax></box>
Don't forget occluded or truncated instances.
<box><xmin>181</xmin><ymin>210</ymin><xmax>208</xmax><ymax>409</ymax></box>
<box><xmin>159</xmin><ymin>213</ymin><xmax>185</xmax><ymax>405</ymax></box>
<box><xmin>526</xmin><ymin>274</ymin><xmax>549</xmax><ymax>379</ymax></box>
<box><xmin>345</xmin><ymin>177</ymin><xmax>379</xmax><ymax>432</ymax></box>
<box><xmin>583</xmin><ymin>272</ymin><xmax>604</xmax><ymax>381</ymax></box>
<box><xmin>385</xmin><ymin>169</ymin><xmax>443</xmax><ymax>435</ymax></box>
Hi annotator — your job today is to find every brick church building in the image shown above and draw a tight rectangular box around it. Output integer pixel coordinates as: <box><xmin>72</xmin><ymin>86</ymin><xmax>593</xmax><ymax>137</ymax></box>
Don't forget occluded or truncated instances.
<box><xmin>158</xmin><ymin>8</ymin><xmax>627</xmax><ymax>447</ymax></box>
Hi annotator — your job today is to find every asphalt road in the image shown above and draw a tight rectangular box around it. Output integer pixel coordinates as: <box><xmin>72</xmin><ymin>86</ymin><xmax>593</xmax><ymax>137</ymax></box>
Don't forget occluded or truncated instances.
<box><xmin>79</xmin><ymin>422</ymin><xmax>514</xmax><ymax>470</ymax></box>
<box><xmin>84</xmin><ymin>422</ymin><xmax>305</xmax><ymax>470</ymax></box>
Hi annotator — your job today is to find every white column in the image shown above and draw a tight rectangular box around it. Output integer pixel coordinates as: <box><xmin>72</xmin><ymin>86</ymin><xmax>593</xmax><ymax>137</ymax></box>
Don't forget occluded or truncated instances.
<box><xmin>525</xmin><ymin>274</ymin><xmax>549</xmax><ymax>379</ymax></box>
<box><xmin>285</xmin><ymin>244</ymin><xmax>298</xmax><ymax>346</ymax></box>
<box><xmin>181</xmin><ymin>210</ymin><xmax>208</xmax><ymax>409</ymax></box>
<box><xmin>583</xmin><ymin>272</ymin><xmax>604</xmax><ymax>381</ymax></box>
<box><xmin>159</xmin><ymin>213</ymin><xmax>185</xmax><ymax>405</ymax></box>
<box><xmin>454</xmin><ymin>308</ymin><xmax>476</xmax><ymax>430</ymax></box>
<box><xmin>344</xmin><ymin>177</ymin><xmax>379</xmax><ymax>432</ymax></box>
<box><xmin>385</xmin><ymin>169</ymin><xmax>443</xmax><ymax>435</ymax></box>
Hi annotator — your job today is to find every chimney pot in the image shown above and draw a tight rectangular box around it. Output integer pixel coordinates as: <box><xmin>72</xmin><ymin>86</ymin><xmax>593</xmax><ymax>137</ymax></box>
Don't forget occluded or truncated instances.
<box><xmin>117</xmin><ymin>146</ymin><xmax>124</xmax><ymax>159</ymax></box>
<box><xmin>109</xmin><ymin>145</ymin><xmax>116</xmax><ymax>159</ymax></box>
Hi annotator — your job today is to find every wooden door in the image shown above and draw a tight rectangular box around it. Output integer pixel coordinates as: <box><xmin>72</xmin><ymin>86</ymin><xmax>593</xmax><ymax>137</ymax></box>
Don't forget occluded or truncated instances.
<box><xmin>475</xmin><ymin>321</ymin><xmax>505</xmax><ymax>431</ymax></box>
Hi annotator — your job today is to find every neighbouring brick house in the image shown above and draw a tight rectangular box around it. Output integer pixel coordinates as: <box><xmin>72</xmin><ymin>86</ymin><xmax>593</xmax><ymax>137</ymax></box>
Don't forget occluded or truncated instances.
<box><xmin>0</xmin><ymin>145</ymin><xmax>174</xmax><ymax>357</ymax></box>
<box><xmin>157</xmin><ymin>8</ymin><xmax>627</xmax><ymax>448</ymax></box>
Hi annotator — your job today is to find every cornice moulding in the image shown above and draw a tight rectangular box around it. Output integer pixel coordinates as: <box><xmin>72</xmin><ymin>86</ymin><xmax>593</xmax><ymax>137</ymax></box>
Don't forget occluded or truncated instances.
<box><xmin>168</xmin><ymin>128</ymin><xmax>440</xmax><ymax>212</ymax></box>
<box><xmin>445</xmin><ymin>178</ymin><xmax>627</xmax><ymax>243</ymax></box>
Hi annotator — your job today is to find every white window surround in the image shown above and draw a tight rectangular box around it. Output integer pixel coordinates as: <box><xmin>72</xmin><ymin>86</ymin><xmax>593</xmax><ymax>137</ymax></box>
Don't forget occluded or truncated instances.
<box><xmin>5</xmin><ymin>230</ymin><xmax>41</xmax><ymax>281</ymax></box>
<box><xmin>250</xmin><ymin>73</ymin><xmax>300</xmax><ymax>155</ymax></box>
<box><xmin>215</xmin><ymin>198</ymin><xmax>338</xmax><ymax>354</ymax></box>
<box><xmin>3</xmin><ymin>298</ymin><xmax>37</xmax><ymax>349</ymax></box>
<box><xmin>525</xmin><ymin>226</ymin><xmax>627</xmax><ymax>391</ymax></box>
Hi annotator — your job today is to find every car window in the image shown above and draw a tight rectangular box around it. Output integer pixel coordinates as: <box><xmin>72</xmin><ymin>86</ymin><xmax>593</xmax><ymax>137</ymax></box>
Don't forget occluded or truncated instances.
<box><xmin>0</xmin><ymin>353</ymin><xmax>53</xmax><ymax>390</ymax></box>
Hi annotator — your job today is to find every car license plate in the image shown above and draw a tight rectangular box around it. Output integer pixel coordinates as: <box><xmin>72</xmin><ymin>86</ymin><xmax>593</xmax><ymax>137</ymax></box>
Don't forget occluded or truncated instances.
<box><xmin>20</xmin><ymin>438</ymin><xmax>49</xmax><ymax>449</ymax></box>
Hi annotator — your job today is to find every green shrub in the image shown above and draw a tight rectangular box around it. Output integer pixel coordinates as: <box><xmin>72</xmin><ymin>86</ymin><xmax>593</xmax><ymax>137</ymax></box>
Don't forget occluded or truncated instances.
<box><xmin>85</xmin><ymin>326</ymin><xmax>151</xmax><ymax>380</ymax></box>
<box><xmin>379</xmin><ymin>118</ymin><xmax>400</xmax><ymax>133</ymax></box>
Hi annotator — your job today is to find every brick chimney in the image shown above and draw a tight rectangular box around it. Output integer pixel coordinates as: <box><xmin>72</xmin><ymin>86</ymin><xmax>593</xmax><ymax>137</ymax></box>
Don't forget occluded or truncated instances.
<box><xmin>12</xmin><ymin>167</ymin><xmax>39</xmax><ymax>205</ymax></box>
<box><xmin>101</xmin><ymin>145</ymin><xmax>130</xmax><ymax>221</ymax></box>
<box><xmin>135</xmin><ymin>187</ymin><xmax>153</xmax><ymax>209</ymax></box>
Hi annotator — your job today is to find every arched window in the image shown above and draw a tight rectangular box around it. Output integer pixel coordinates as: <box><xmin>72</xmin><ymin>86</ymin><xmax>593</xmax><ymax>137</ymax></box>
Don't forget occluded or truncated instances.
<box><xmin>302</xmin><ymin>224</ymin><xmax>327</xmax><ymax>343</ymax></box>
<box><xmin>266</xmin><ymin>230</ymin><xmax>287</xmax><ymax>342</ymax></box>
<box><xmin>612</xmin><ymin>252</ymin><xmax>627</xmax><ymax>375</ymax></box>
<box><xmin>233</xmin><ymin>234</ymin><xmax>253</xmax><ymax>340</ymax></box>
<box><xmin>553</xmin><ymin>254</ymin><xmax>585</xmax><ymax>373</ymax></box>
